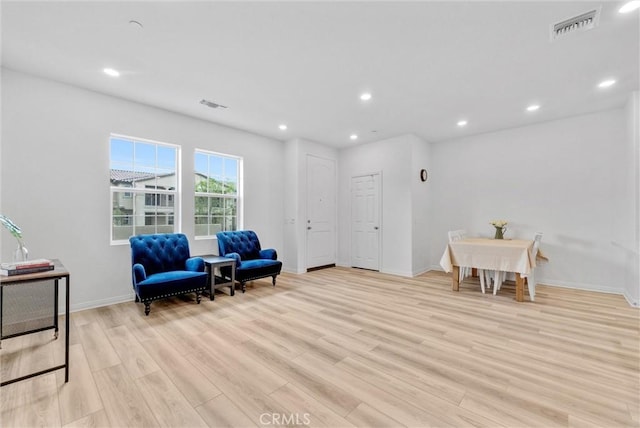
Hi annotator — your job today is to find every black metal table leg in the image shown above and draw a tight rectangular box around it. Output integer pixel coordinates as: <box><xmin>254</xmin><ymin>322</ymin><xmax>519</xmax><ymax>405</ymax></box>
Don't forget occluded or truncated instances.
<box><xmin>65</xmin><ymin>276</ymin><xmax>70</xmax><ymax>382</ymax></box>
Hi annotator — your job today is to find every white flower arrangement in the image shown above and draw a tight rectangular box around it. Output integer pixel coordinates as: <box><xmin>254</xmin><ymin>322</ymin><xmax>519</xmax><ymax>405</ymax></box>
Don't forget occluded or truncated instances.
<box><xmin>490</xmin><ymin>220</ymin><xmax>507</xmax><ymax>228</ymax></box>
<box><xmin>490</xmin><ymin>220</ymin><xmax>508</xmax><ymax>239</ymax></box>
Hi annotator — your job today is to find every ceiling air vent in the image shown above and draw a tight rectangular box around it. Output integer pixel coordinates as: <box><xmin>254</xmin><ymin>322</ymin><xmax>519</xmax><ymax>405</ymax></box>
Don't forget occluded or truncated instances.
<box><xmin>550</xmin><ymin>7</ymin><xmax>600</xmax><ymax>41</ymax></box>
<box><xmin>200</xmin><ymin>99</ymin><xmax>227</xmax><ymax>109</ymax></box>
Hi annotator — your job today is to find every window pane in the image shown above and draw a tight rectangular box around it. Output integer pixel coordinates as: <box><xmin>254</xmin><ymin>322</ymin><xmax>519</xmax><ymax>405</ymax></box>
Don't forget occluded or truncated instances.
<box><xmin>195</xmin><ymin>216</ymin><xmax>209</xmax><ymax>236</ymax></box>
<box><xmin>223</xmin><ymin>158</ymin><xmax>238</xmax><ymax>195</ymax></box>
<box><xmin>225</xmin><ymin>216</ymin><xmax>236</xmax><ymax>231</ymax></box>
<box><xmin>224</xmin><ymin>158</ymin><xmax>237</xmax><ymax>178</ymax></box>
<box><xmin>210</xmin><ymin>178</ymin><xmax>224</xmax><ymax>194</ymax></box>
<box><xmin>210</xmin><ymin>156</ymin><xmax>223</xmax><ymax>180</ymax></box>
<box><xmin>157</xmin><ymin>224</ymin><xmax>173</xmax><ymax>234</ymax></box>
<box><xmin>112</xmin><ymin>191</ymin><xmax>134</xmax><ymax>241</ymax></box>
<box><xmin>195</xmin><ymin>196</ymin><xmax>209</xmax><ymax>215</ymax></box>
<box><xmin>210</xmin><ymin>197</ymin><xmax>224</xmax><ymax>215</ymax></box>
<box><xmin>225</xmin><ymin>198</ymin><xmax>237</xmax><ymax>216</ymax></box>
<box><xmin>211</xmin><ymin>216</ymin><xmax>223</xmax><ymax>231</ymax></box>
<box><xmin>223</xmin><ymin>179</ymin><xmax>237</xmax><ymax>195</ymax></box>
<box><xmin>156</xmin><ymin>170</ymin><xmax>176</xmax><ymax>191</ymax></box>
<box><xmin>110</xmin><ymin>139</ymin><xmax>134</xmax><ymax>165</ymax></box>
<box><xmin>113</xmin><ymin>190</ymin><xmax>134</xmax><ymax>214</ymax></box>
<box><xmin>157</xmin><ymin>145</ymin><xmax>176</xmax><ymax>170</ymax></box>
<box><xmin>195</xmin><ymin>176</ymin><xmax>208</xmax><ymax>193</ymax></box>
<box><xmin>134</xmin><ymin>142</ymin><xmax>156</xmax><ymax>172</ymax></box>
<box><xmin>110</xmin><ymin>135</ymin><xmax>178</xmax><ymax>243</ymax></box>
<box><xmin>195</xmin><ymin>152</ymin><xmax>209</xmax><ymax>192</ymax></box>
<box><xmin>194</xmin><ymin>150</ymin><xmax>241</xmax><ymax>237</ymax></box>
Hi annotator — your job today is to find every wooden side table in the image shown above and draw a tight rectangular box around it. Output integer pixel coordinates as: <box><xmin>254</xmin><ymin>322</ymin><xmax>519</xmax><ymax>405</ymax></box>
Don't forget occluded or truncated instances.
<box><xmin>0</xmin><ymin>259</ymin><xmax>70</xmax><ymax>386</ymax></box>
<box><xmin>197</xmin><ymin>255</ymin><xmax>236</xmax><ymax>300</ymax></box>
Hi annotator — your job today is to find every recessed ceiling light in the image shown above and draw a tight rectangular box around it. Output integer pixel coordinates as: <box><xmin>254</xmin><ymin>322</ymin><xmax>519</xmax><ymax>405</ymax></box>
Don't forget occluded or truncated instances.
<box><xmin>457</xmin><ymin>120</ymin><xmax>468</xmax><ymax>127</ymax></box>
<box><xmin>598</xmin><ymin>79</ymin><xmax>616</xmax><ymax>88</ymax></box>
<box><xmin>360</xmin><ymin>93</ymin><xmax>372</xmax><ymax>101</ymax></box>
<box><xmin>278</xmin><ymin>124</ymin><xmax>287</xmax><ymax>130</ymax></box>
<box><xmin>350</xmin><ymin>134</ymin><xmax>358</xmax><ymax>140</ymax></box>
<box><xmin>103</xmin><ymin>68</ymin><xmax>120</xmax><ymax>77</ymax></box>
<box><xmin>526</xmin><ymin>104</ymin><xmax>541</xmax><ymax>112</ymax></box>
<box><xmin>619</xmin><ymin>1</ymin><xmax>640</xmax><ymax>13</ymax></box>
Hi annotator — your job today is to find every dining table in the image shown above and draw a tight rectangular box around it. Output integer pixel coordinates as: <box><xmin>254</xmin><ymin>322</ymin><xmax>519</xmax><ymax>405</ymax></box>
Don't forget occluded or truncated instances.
<box><xmin>440</xmin><ymin>238</ymin><xmax>539</xmax><ymax>302</ymax></box>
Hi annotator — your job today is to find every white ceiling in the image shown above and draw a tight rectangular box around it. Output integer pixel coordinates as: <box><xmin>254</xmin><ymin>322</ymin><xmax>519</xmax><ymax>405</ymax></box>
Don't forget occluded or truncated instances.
<box><xmin>2</xmin><ymin>1</ymin><xmax>638</xmax><ymax>148</ymax></box>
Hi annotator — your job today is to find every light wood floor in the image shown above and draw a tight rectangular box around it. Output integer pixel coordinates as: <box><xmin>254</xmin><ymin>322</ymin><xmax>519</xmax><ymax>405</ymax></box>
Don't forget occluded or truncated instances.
<box><xmin>1</xmin><ymin>268</ymin><xmax>638</xmax><ymax>428</ymax></box>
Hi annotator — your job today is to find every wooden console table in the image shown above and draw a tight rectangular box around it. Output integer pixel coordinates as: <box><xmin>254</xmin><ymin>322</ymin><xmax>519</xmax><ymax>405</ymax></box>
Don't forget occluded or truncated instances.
<box><xmin>0</xmin><ymin>259</ymin><xmax>70</xmax><ymax>386</ymax></box>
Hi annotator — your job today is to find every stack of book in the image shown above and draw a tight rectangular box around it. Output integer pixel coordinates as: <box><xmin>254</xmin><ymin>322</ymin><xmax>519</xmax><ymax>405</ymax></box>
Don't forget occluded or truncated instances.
<box><xmin>1</xmin><ymin>259</ymin><xmax>54</xmax><ymax>276</ymax></box>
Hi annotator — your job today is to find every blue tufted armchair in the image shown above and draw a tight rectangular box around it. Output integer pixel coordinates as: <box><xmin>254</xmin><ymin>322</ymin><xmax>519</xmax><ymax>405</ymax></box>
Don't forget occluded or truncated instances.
<box><xmin>216</xmin><ymin>230</ymin><xmax>282</xmax><ymax>293</ymax></box>
<box><xmin>129</xmin><ymin>233</ymin><xmax>208</xmax><ymax>315</ymax></box>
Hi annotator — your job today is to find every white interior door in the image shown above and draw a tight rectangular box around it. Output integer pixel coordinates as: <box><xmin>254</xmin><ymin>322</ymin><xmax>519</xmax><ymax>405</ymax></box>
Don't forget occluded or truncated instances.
<box><xmin>306</xmin><ymin>155</ymin><xmax>336</xmax><ymax>269</ymax></box>
<box><xmin>351</xmin><ymin>173</ymin><xmax>380</xmax><ymax>270</ymax></box>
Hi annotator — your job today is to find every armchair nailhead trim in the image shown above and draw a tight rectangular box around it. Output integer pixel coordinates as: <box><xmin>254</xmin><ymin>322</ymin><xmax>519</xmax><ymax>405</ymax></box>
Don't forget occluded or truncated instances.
<box><xmin>139</xmin><ymin>287</ymin><xmax>206</xmax><ymax>303</ymax></box>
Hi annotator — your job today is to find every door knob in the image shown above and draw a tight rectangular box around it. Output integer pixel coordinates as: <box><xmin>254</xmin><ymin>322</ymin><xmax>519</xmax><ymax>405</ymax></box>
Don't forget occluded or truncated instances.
<box><xmin>374</xmin><ymin>226</ymin><xmax>379</xmax><ymax>230</ymax></box>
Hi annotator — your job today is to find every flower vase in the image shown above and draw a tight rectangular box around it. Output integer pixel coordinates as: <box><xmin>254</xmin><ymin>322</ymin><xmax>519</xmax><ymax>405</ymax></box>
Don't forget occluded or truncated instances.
<box><xmin>13</xmin><ymin>242</ymin><xmax>29</xmax><ymax>262</ymax></box>
<box><xmin>494</xmin><ymin>227</ymin><xmax>504</xmax><ymax>240</ymax></box>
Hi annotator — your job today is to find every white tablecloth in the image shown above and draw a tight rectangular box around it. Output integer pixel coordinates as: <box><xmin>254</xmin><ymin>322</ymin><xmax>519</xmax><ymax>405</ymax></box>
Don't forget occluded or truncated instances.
<box><xmin>440</xmin><ymin>238</ymin><xmax>536</xmax><ymax>277</ymax></box>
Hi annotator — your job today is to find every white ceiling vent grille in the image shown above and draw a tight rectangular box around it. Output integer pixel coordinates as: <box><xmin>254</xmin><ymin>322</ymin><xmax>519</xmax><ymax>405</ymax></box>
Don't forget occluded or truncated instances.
<box><xmin>550</xmin><ymin>8</ymin><xmax>600</xmax><ymax>41</ymax></box>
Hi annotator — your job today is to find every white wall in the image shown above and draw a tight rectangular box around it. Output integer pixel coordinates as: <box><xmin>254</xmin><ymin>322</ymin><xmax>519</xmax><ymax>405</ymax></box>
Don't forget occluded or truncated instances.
<box><xmin>282</xmin><ymin>139</ymin><xmax>300</xmax><ymax>273</ymax></box>
<box><xmin>338</xmin><ymin>135</ymin><xmax>414</xmax><ymax>276</ymax></box>
<box><xmin>621</xmin><ymin>92</ymin><xmax>640</xmax><ymax>306</ymax></box>
<box><xmin>429</xmin><ymin>109</ymin><xmax>633</xmax><ymax>294</ymax></box>
<box><xmin>283</xmin><ymin>138</ymin><xmax>338</xmax><ymax>273</ymax></box>
<box><xmin>0</xmin><ymin>69</ymin><xmax>284</xmax><ymax>311</ymax></box>
<box><xmin>410</xmin><ymin>135</ymin><xmax>433</xmax><ymax>275</ymax></box>
<box><xmin>2</xmin><ymin>68</ymin><xmax>636</xmax><ymax>308</ymax></box>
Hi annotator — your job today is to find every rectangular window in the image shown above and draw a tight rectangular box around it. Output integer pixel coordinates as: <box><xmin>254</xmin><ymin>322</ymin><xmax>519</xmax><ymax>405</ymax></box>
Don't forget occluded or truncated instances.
<box><xmin>110</xmin><ymin>134</ymin><xmax>179</xmax><ymax>244</ymax></box>
<box><xmin>194</xmin><ymin>150</ymin><xmax>241</xmax><ymax>238</ymax></box>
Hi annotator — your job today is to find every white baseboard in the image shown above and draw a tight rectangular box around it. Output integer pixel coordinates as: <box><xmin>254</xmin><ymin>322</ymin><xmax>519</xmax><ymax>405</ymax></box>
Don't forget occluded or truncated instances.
<box><xmin>536</xmin><ymin>278</ymin><xmax>622</xmax><ymax>295</ymax></box>
<box><xmin>378</xmin><ymin>268</ymin><xmax>414</xmax><ymax>278</ymax></box>
<box><xmin>68</xmin><ymin>293</ymin><xmax>135</xmax><ymax>313</ymax></box>
<box><xmin>412</xmin><ymin>266</ymin><xmax>431</xmax><ymax>277</ymax></box>
<box><xmin>623</xmin><ymin>290</ymin><xmax>639</xmax><ymax>307</ymax></box>
<box><xmin>337</xmin><ymin>260</ymin><xmax>416</xmax><ymax>278</ymax></box>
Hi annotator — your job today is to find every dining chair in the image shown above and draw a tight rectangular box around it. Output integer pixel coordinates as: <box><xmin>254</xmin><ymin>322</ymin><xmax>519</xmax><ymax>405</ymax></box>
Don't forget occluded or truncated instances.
<box><xmin>493</xmin><ymin>232</ymin><xmax>543</xmax><ymax>299</ymax></box>
<box><xmin>448</xmin><ymin>230</ymin><xmax>474</xmax><ymax>287</ymax></box>
<box><xmin>526</xmin><ymin>232</ymin><xmax>543</xmax><ymax>301</ymax></box>
<box><xmin>478</xmin><ymin>269</ymin><xmax>492</xmax><ymax>294</ymax></box>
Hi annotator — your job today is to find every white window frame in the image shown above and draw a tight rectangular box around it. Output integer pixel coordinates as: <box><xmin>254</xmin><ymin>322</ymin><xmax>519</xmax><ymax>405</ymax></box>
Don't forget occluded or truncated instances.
<box><xmin>110</xmin><ymin>133</ymin><xmax>181</xmax><ymax>245</ymax></box>
<box><xmin>194</xmin><ymin>149</ymin><xmax>242</xmax><ymax>239</ymax></box>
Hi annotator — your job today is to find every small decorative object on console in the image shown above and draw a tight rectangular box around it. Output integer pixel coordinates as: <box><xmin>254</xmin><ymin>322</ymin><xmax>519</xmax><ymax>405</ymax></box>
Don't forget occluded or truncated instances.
<box><xmin>1</xmin><ymin>259</ymin><xmax>54</xmax><ymax>276</ymax></box>
<box><xmin>0</xmin><ymin>214</ymin><xmax>29</xmax><ymax>262</ymax></box>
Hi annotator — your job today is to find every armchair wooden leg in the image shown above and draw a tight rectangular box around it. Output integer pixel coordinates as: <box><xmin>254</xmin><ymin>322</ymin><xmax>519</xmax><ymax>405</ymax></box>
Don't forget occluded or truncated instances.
<box><xmin>144</xmin><ymin>302</ymin><xmax>150</xmax><ymax>316</ymax></box>
<box><xmin>242</xmin><ymin>282</ymin><xmax>246</xmax><ymax>293</ymax></box>
<box><xmin>135</xmin><ymin>295</ymin><xmax>139</xmax><ymax>302</ymax></box>
<box><xmin>272</xmin><ymin>275</ymin><xmax>277</xmax><ymax>287</ymax></box>
<box><xmin>196</xmin><ymin>292</ymin><xmax>202</xmax><ymax>304</ymax></box>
